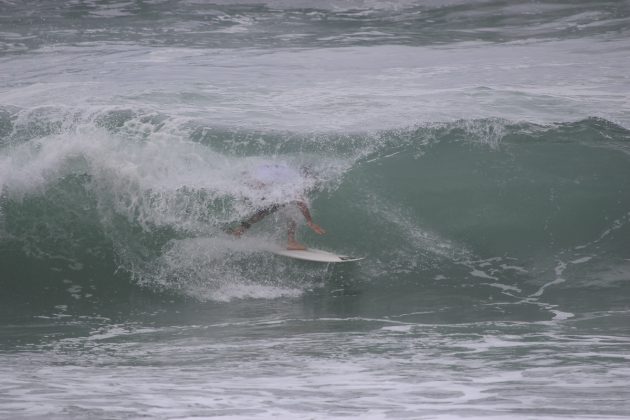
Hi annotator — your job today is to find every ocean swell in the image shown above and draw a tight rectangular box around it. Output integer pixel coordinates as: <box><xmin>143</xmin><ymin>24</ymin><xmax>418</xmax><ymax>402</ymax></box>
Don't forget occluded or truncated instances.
<box><xmin>1</xmin><ymin>107</ymin><xmax>629</xmax><ymax>308</ymax></box>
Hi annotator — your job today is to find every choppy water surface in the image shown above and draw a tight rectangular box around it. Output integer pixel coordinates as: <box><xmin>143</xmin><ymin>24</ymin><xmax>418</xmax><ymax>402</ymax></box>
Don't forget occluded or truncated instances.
<box><xmin>1</xmin><ymin>0</ymin><xmax>630</xmax><ymax>418</ymax></box>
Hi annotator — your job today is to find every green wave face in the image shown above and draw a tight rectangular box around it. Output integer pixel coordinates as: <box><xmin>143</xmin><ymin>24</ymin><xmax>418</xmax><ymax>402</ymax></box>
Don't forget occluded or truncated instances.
<box><xmin>1</xmin><ymin>111</ymin><xmax>629</xmax><ymax>321</ymax></box>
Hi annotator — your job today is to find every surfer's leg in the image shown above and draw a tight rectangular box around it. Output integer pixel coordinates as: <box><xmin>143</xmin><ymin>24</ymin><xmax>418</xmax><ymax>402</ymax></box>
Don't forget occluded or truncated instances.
<box><xmin>229</xmin><ymin>205</ymin><xmax>280</xmax><ymax>236</ymax></box>
<box><xmin>287</xmin><ymin>219</ymin><xmax>307</xmax><ymax>250</ymax></box>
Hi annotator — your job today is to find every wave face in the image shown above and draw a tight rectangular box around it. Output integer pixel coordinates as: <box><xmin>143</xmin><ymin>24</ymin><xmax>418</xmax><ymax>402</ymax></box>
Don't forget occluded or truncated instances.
<box><xmin>1</xmin><ymin>109</ymin><xmax>629</xmax><ymax>310</ymax></box>
<box><xmin>1</xmin><ymin>1</ymin><xmax>630</xmax><ymax>418</ymax></box>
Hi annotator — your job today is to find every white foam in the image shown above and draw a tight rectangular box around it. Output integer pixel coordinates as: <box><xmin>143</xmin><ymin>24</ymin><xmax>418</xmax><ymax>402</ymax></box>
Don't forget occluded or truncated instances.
<box><xmin>470</xmin><ymin>269</ymin><xmax>497</xmax><ymax>280</ymax></box>
<box><xmin>529</xmin><ymin>277</ymin><xmax>566</xmax><ymax>297</ymax></box>
<box><xmin>380</xmin><ymin>325</ymin><xmax>414</xmax><ymax>333</ymax></box>
<box><xmin>499</xmin><ymin>264</ymin><xmax>528</xmax><ymax>273</ymax></box>
<box><xmin>550</xmin><ymin>309</ymin><xmax>574</xmax><ymax>321</ymax></box>
<box><xmin>4</xmin><ymin>323</ymin><xmax>630</xmax><ymax>418</ymax></box>
<box><xmin>483</xmin><ymin>282</ymin><xmax>521</xmax><ymax>293</ymax></box>
<box><xmin>3</xmin><ymin>37</ymin><xmax>630</xmax><ymax>132</ymax></box>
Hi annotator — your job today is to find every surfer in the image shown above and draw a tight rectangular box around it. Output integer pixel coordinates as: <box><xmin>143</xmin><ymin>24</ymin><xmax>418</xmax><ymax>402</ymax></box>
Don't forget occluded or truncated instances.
<box><xmin>229</xmin><ymin>162</ymin><xmax>326</xmax><ymax>250</ymax></box>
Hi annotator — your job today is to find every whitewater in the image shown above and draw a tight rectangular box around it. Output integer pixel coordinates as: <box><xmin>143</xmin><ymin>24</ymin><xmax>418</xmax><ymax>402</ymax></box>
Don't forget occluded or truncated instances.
<box><xmin>1</xmin><ymin>0</ymin><xmax>630</xmax><ymax>418</ymax></box>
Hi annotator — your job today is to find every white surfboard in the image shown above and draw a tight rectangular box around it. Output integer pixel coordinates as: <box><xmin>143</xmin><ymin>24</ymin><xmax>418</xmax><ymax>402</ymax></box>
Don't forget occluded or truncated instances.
<box><xmin>268</xmin><ymin>246</ymin><xmax>364</xmax><ymax>263</ymax></box>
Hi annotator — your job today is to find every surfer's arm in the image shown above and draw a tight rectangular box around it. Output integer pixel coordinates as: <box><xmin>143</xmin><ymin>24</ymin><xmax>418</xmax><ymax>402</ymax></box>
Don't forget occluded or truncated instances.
<box><xmin>295</xmin><ymin>201</ymin><xmax>326</xmax><ymax>235</ymax></box>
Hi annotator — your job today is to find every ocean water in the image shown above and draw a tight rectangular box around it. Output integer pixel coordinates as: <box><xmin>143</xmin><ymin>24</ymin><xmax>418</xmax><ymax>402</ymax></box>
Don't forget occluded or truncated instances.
<box><xmin>1</xmin><ymin>0</ymin><xmax>630</xmax><ymax>418</ymax></box>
